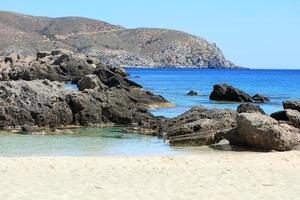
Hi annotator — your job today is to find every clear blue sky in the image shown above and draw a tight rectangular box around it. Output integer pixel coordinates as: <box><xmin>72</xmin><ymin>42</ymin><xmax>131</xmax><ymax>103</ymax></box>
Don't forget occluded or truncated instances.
<box><xmin>1</xmin><ymin>0</ymin><xmax>300</xmax><ymax>69</ymax></box>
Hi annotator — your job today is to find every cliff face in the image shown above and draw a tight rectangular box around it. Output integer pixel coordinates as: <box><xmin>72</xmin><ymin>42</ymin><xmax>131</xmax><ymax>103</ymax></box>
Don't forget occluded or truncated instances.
<box><xmin>0</xmin><ymin>11</ymin><xmax>235</xmax><ymax>68</ymax></box>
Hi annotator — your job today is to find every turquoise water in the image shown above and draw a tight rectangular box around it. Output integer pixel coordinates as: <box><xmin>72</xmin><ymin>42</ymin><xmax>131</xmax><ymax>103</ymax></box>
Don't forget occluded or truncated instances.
<box><xmin>0</xmin><ymin>128</ymin><xmax>214</xmax><ymax>156</ymax></box>
<box><xmin>127</xmin><ymin>68</ymin><xmax>300</xmax><ymax>117</ymax></box>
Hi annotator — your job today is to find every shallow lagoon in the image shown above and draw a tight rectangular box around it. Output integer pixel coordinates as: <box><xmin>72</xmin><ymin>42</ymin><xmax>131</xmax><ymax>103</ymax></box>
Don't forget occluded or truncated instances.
<box><xmin>0</xmin><ymin>127</ymin><xmax>224</xmax><ymax>156</ymax></box>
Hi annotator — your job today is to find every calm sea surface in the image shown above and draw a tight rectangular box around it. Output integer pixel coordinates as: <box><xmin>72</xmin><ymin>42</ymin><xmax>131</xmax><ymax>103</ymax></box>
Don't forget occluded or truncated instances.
<box><xmin>127</xmin><ymin>68</ymin><xmax>300</xmax><ymax>117</ymax></box>
<box><xmin>2</xmin><ymin>68</ymin><xmax>299</xmax><ymax>156</ymax></box>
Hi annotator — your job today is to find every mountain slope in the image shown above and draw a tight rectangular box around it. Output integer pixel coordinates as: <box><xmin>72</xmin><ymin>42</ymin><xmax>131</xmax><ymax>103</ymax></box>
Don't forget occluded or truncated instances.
<box><xmin>0</xmin><ymin>11</ymin><xmax>236</xmax><ymax>68</ymax></box>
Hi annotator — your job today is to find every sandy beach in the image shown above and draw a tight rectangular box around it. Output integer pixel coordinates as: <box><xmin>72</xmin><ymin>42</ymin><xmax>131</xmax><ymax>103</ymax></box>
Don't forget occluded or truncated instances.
<box><xmin>1</xmin><ymin>151</ymin><xmax>300</xmax><ymax>200</ymax></box>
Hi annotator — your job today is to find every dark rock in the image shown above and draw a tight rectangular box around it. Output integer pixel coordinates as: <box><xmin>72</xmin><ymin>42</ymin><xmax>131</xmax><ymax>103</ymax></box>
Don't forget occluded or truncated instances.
<box><xmin>0</xmin><ymin>77</ymin><xmax>169</xmax><ymax>131</ymax></box>
<box><xmin>163</xmin><ymin>106</ymin><xmax>237</xmax><ymax>145</ymax></box>
<box><xmin>283</xmin><ymin>101</ymin><xmax>300</xmax><ymax>112</ymax></box>
<box><xmin>237</xmin><ymin>103</ymin><xmax>266</xmax><ymax>114</ymax></box>
<box><xmin>187</xmin><ymin>90</ymin><xmax>199</xmax><ymax>96</ymax></box>
<box><xmin>270</xmin><ymin>111</ymin><xmax>289</xmax><ymax>121</ymax></box>
<box><xmin>36</xmin><ymin>51</ymin><xmax>50</xmax><ymax>59</ymax></box>
<box><xmin>4</xmin><ymin>57</ymin><xmax>13</xmax><ymax>64</ymax></box>
<box><xmin>77</xmin><ymin>74</ymin><xmax>107</xmax><ymax>91</ymax></box>
<box><xmin>94</xmin><ymin>66</ymin><xmax>141</xmax><ymax>88</ymax></box>
<box><xmin>252</xmin><ymin>94</ymin><xmax>270</xmax><ymax>103</ymax></box>
<box><xmin>86</xmin><ymin>59</ymin><xmax>93</xmax><ymax>64</ymax></box>
<box><xmin>209</xmin><ymin>84</ymin><xmax>253</xmax><ymax>102</ymax></box>
<box><xmin>93</xmin><ymin>66</ymin><xmax>116</xmax><ymax>83</ymax></box>
<box><xmin>110</xmin><ymin>67</ymin><xmax>129</xmax><ymax>77</ymax></box>
<box><xmin>51</xmin><ymin>50</ymin><xmax>62</xmax><ymax>56</ymax></box>
<box><xmin>67</xmin><ymin>92</ymin><xmax>103</xmax><ymax>126</ymax></box>
<box><xmin>224</xmin><ymin>113</ymin><xmax>300</xmax><ymax>151</ymax></box>
<box><xmin>52</xmin><ymin>54</ymin><xmax>71</xmax><ymax>65</ymax></box>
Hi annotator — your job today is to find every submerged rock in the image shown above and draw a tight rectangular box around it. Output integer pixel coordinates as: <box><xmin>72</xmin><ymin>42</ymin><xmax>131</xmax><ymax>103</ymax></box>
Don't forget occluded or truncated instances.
<box><xmin>237</xmin><ymin>103</ymin><xmax>266</xmax><ymax>114</ymax></box>
<box><xmin>21</xmin><ymin>125</ymin><xmax>39</xmax><ymax>134</ymax></box>
<box><xmin>225</xmin><ymin>113</ymin><xmax>300</xmax><ymax>151</ymax></box>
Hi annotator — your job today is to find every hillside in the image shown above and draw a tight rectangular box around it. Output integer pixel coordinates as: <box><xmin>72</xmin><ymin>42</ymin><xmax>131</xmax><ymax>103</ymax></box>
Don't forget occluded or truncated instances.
<box><xmin>0</xmin><ymin>11</ymin><xmax>236</xmax><ymax>68</ymax></box>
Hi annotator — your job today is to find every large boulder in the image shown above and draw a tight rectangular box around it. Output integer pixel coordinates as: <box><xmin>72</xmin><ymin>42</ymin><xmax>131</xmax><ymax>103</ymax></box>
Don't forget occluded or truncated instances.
<box><xmin>209</xmin><ymin>84</ymin><xmax>254</xmax><ymax>102</ymax></box>
<box><xmin>270</xmin><ymin>109</ymin><xmax>300</xmax><ymax>128</ymax></box>
<box><xmin>283</xmin><ymin>101</ymin><xmax>300</xmax><ymax>112</ymax></box>
<box><xmin>209</xmin><ymin>84</ymin><xmax>270</xmax><ymax>103</ymax></box>
<box><xmin>225</xmin><ymin>113</ymin><xmax>300</xmax><ymax>151</ymax></box>
<box><xmin>163</xmin><ymin>106</ymin><xmax>237</xmax><ymax>145</ymax></box>
<box><xmin>237</xmin><ymin>103</ymin><xmax>266</xmax><ymax>114</ymax></box>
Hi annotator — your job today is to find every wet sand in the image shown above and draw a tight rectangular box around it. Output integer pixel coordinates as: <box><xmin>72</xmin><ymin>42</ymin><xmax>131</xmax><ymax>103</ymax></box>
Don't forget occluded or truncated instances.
<box><xmin>1</xmin><ymin>151</ymin><xmax>300</xmax><ymax>200</ymax></box>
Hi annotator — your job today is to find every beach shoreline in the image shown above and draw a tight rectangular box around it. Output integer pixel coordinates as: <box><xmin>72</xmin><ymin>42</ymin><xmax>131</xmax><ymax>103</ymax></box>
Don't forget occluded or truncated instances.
<box><xmin>1</xmin><ymin>151</ymin><xmax>300</xmax><ymax>200</ymax></box>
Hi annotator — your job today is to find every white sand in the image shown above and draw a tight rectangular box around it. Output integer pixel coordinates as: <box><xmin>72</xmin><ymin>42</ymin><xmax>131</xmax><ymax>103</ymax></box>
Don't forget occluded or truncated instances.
<box><xmin>1</xmin><ymin>151</ymin><xmax>300</xmax><ymax>200</ymax></box>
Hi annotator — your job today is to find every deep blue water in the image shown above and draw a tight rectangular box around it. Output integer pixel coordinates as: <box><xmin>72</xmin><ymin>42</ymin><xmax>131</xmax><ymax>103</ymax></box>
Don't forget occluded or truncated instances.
<box><xmin>127</xmin><ymin>68</ymin><xmax>300</xmax><ymax>118</ymax></box>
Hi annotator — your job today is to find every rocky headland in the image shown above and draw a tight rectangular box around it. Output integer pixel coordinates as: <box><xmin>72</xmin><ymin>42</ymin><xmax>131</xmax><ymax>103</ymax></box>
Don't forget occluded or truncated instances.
<box><xmin>0</xmin><ymin>11</ymin><xmax>237</xmax><ymax>68</ymax></box>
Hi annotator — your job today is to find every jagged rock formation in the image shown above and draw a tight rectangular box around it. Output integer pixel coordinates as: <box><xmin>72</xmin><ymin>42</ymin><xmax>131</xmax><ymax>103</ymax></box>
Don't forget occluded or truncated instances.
<box><xmin>0</xmin><ymin>11</ymin><xmax>236</xmax><ymax>68</ymax></box>
<box><xmin>0</xmin><ymin>52</ymin><xmax>170</xmax><ymax>131</ymax></box>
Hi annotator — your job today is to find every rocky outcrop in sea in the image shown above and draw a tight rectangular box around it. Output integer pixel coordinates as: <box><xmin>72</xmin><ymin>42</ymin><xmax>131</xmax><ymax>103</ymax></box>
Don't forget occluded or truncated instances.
<box><xmin>209</xmin><ymin>84</ymin><xmax>270</xmax><ymax>103</ymax></box>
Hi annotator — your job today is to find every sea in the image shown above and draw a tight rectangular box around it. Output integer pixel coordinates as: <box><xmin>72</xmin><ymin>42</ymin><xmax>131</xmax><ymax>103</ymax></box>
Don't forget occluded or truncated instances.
<box><xmin>1</xmin><ymin>68</ymin><xmax>299</xmax><ymax>156</ymax></box>
<box><xmin>127</xmin><ymin>68</ymin><xmax>300</xmax><ymax>117</ymax></box>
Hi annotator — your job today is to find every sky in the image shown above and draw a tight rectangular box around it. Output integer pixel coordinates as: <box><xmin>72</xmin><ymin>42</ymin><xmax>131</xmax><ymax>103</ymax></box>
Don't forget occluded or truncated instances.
<box><xmin>1</xmin><ymin>0</ymin><xmax>300</xmax><ymax>69</ymax></box>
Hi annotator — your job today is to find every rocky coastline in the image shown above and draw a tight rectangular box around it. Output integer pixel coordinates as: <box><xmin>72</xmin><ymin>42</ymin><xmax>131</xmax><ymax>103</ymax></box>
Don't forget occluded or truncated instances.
<box><xmin>1</xmin><ymin>51</ymin><xmax>300</xmax><ymax>152</ymax></box>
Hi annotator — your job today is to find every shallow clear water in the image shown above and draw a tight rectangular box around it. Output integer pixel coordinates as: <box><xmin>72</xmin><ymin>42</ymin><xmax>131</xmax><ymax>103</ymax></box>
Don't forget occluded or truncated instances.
<box><xmin>0</xmin><ymin>128</ymin><xmax>217</xmax><ymax>156</ymax></box>
<box><xmin>127</xmin><ymin>68</ymin><xmax>300</xmax><ymax>117</ymax></box>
